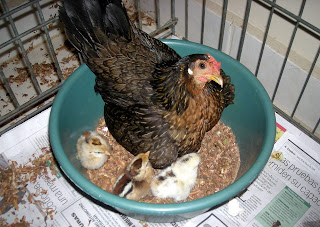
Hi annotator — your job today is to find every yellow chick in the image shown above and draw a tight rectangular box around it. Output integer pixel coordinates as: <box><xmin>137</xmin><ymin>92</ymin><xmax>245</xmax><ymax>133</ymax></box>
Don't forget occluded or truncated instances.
<box><xmin>76</xmin><ymin>131</ymin><xmax>112</xmax><ymax>169</ymax></box>
<box><xmin>150</xmin><ymin>153</ymin><xmax>200</xmax><ymax>201</ymax></box>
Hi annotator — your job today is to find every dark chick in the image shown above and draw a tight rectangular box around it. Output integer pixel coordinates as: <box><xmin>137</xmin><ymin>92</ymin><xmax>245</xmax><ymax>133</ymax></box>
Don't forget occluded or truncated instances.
<box><xmin>60</xmin><ymin>0</ymin><xmax>234</xmax><ymax>168</ymax></box>
<box><xmin>113</xmin><ymin>151</ymin><xmax>154</xmax><ymax>201</ymax></box>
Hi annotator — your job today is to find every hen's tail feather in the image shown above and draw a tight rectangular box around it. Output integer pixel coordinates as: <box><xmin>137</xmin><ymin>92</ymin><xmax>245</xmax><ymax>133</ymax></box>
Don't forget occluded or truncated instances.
<box><xmin>103</xmin><ymin>1</ymin><xmax>131</xmax><ymax>39</ymax></box>
<box><xmin>60</xmin><ymin>0</ymin><xmax>131</xmax><ymax>59</ymax></box>
<box><xmin>221</xmin><ymin>70</ymin><xmax>235</xmax><ymax>107</ymax></box>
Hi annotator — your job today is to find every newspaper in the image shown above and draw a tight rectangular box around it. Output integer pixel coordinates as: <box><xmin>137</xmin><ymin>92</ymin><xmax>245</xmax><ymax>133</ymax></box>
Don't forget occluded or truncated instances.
<box><xmin>0</xmin><ymin>108</ymin><xmax>319</xmax><ymax>226</ymax></box>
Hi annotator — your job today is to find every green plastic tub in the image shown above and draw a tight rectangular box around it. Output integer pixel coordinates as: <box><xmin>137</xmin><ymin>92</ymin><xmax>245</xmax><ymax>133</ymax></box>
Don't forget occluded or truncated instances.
<box><xmin>49</xmin><ymin>39</ymin><xmax>276</xmax><ymax>222</ymax></box>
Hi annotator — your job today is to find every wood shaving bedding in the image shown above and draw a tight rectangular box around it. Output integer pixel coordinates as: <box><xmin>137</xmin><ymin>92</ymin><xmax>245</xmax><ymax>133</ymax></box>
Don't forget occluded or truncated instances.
<box><xmin>89</xmin><ymin>118</ymin><xmax>240</xmax><ymax>203</ymax></box>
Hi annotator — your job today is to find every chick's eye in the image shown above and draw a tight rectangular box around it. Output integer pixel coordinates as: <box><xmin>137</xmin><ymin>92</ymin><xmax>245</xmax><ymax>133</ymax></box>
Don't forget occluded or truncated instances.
<box><xmin>199</xmin><ymin>62</ymin><xmax>206</xmax><ymax>69</ymax></box>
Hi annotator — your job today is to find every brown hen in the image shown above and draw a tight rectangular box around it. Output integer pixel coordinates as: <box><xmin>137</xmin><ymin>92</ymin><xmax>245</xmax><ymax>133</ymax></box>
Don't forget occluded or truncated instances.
<box><xmin>60</xmin><ymin>0</ymin><xmax>234</xmax><ymax>168</ymax></box>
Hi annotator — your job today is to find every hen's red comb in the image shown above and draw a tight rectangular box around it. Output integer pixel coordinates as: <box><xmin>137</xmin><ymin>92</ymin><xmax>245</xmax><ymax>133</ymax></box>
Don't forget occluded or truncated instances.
<box><xmin>206</xmin><ymin>53</ymin><xmax>221</xmax><ymax>72</ymax></box>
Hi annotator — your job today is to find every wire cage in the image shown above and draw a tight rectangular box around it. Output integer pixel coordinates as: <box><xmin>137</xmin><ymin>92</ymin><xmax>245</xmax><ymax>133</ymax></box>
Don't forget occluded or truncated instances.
<box><xmin>0</xmin><ymin>0</ymin><xmax>319</xmax><ymax>144</ymax></box>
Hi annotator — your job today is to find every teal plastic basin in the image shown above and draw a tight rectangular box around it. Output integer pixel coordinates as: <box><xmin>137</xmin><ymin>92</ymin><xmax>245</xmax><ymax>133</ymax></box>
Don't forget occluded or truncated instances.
<box><xmin>49</xmin><ymin>40</ymin><xmax>276</xmax><ymax>222</ymax></box>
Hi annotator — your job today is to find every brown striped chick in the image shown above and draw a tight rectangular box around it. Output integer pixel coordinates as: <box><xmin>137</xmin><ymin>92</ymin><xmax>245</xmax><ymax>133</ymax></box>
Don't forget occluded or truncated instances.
<box><xmin>76</xmin><ymin>131</ymin><xmax>112</xmax><ymax>169</ymax></box>
<box><xmin>113</xmin><ymin>152</ymin><xmax>154</xmax><ymax>201</ymax></box>
<box><xmin>150</xmin><ymin>153</ymin><xmax>200</xmax><ymax>201</ymax></box>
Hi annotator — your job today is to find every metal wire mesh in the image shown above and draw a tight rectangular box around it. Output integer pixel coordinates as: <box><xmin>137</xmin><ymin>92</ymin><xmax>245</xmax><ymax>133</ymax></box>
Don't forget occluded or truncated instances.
<box><xmin>230</xmin><ymin>0</ymin><xmax>320</xmax><ymax>143</ymax></box>
<box><xmin>0</xmin><ymin>0</ymin><xmax>319</xmax><ymax>144</ymax></box>
<box><xmin>0</xmin><ymin>0</ymin><xmax>63</xmax><ymax>135</ymax></box>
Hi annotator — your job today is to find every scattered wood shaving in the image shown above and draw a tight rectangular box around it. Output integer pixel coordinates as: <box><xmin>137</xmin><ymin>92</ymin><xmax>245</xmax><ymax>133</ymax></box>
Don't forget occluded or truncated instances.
<box><xmin>0</xmin><ymin>148</ymin><xmax>58</xmax><ymax>224</ymax></box>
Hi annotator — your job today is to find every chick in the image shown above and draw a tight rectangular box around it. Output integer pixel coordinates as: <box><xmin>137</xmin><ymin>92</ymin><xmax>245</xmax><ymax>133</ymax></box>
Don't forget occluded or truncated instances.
<box><xmin>150</xmin><ymin>153</ymin><xmax>200</xmax><ymax>202</ymax></box>
<box><xmin>113</xmin><ymin>151</ymin><xmax>154</xmax><ymax>201</ymax></box>
<box><xmin>76</xmin><ymin>131</ymin><xmax>112</xmax><ymax>169</ymax></box>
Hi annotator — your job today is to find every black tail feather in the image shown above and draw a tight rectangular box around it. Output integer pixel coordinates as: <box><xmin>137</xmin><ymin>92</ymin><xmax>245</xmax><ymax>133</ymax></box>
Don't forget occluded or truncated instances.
<box><xmin>103</xmin><ymin>1</ymin><xmax>131</xmax><ymax>39</ymax></box>
<box><xmin>60</xmin><ymin>0</ymin><xmax>131</xmax><ymax>58</ymax></box>
<box><xmin>221</xmin><ymin>70</ymin><xmax>235</xmax><ymax>107</ymax></box>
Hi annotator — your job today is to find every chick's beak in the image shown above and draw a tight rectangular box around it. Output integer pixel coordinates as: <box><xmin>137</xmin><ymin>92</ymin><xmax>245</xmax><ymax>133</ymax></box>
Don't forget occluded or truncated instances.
<box><xmin>207</xmin><ymin>73</ymin><xmax>223</xmax><ymax>87</ymax></box>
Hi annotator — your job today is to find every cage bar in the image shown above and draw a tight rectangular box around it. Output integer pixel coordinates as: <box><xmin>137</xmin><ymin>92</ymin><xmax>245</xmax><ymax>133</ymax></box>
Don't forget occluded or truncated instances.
<box><xmin>0</xmin><ymin>68</ymin><xmax>20</xmax><ymax>108</ymax></box>
<box><xmin>254</xmin><ymin>0</ymin><xmax>276</xmax><ymax>77</ymax></box>
<box><xmin>1</xmin><ymin>0</ymin><xmax>42</xmax><ymax>94</ymax></box>
<box><xmin>271</xmin><ymin>0</ymin><xmax>306</xmax><ymax>102</ymax></box>
<box><xmin>200</xmin><ymin>0</ymin><xmax>206</xmax><ymax>44</ymax></box>
<box><xmin>218</xmin><ymin>0</ymin><xmax>228</xmax><ymax>51</ymax></box>
<box><xmin>34</xmin><ymin>2</ymin><xmax>64</xmax><ymax>82</ymax></box>
<box><xmin>236</xmin><ymin>0</ymin><xmax>252</xmax><ymax>61</ymax></box>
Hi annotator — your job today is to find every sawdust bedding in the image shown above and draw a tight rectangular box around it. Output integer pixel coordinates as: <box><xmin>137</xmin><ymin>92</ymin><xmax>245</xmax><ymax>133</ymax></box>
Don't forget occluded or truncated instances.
<box><xmin>88</xmin><ymin>118</ymin><xmax>240</xmax><ymax>203</ymax></box>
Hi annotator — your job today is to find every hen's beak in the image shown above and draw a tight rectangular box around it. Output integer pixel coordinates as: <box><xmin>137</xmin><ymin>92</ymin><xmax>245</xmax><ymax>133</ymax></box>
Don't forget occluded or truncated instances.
<box><xmin>207</xmin><ymin>73</ymin><xmax>223</xmax><ymax>87</ymax></box>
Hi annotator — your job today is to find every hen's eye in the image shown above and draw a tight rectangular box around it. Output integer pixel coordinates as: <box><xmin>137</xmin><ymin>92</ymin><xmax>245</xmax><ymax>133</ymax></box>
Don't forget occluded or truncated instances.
<box><xmin>199</xmin><ymin>63</ymin><xmax>206</xmax><ymax>69</ymax></box>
